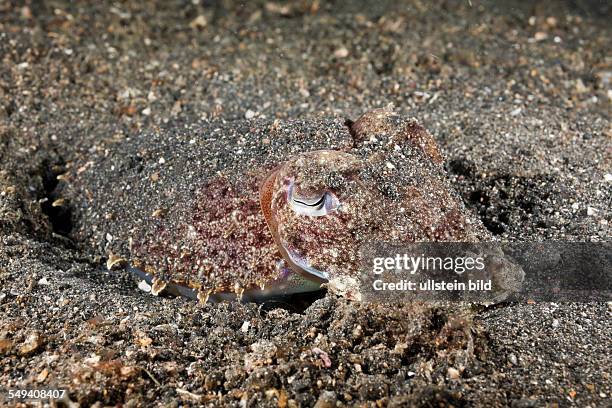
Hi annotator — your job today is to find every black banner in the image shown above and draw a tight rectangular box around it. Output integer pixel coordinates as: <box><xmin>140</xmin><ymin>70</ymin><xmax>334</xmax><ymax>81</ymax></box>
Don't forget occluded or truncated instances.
<box><xmin>359</xmin><ymin>242</ymin><xmax>611</xmax><ymax>303</ymax></box>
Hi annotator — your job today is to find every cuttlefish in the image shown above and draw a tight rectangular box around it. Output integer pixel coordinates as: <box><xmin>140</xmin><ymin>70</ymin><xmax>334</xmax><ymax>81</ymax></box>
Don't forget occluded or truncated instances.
<box><xmin>63</xmin><ymin>109</ymin><xmax>507</xmax><ymax>303</ymax></box>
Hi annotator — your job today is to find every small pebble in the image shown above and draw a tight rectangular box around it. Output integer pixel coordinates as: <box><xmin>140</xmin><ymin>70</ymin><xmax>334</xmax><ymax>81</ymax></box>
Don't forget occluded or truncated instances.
<box><xmin>333</xmin><ymin>47</ymin><xmax>349</xmax><ymax>58</ymax></box>
<box><xmin>240</xmin><ymin>321</ymin><xmax>250</xmax><ymax>333</ymax></box>
<box><xmin>534</xmin><ymin>32</ymin><xmax>548</xmax><ymax>41</ymax></box>
<box><xmin>138</xmin><ymin>280</ymin><xmax>152</xmax><ymax>293</ymax></box>
<box><xmin>190</xmin><ymin>15</ymin><xmax>208</xmax><ymax>29</ymax></box>
<box><xmin>447</xmin><ymin>367</ymin><xmax>460</xmax><ymax>379</ymax></box>
<box><xmin>314</xmin><ymin>391</ymin><xmax>337</xmax><ymax>408</ymax></box>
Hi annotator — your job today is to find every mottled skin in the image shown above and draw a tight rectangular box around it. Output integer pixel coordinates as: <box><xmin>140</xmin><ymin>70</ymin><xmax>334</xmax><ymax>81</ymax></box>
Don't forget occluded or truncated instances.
<box><xmin>65</xmin><ymin>109</ymin><xmax>490</xmax><ymax>302</ymax></box>
<box><xmin>262</xmin><ymin>110</ymin><xmax>489</xmax><ymax>297</ymax></box>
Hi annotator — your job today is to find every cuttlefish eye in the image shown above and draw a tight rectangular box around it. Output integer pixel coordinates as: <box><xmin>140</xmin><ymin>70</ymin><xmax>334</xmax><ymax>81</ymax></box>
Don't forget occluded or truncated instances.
<box><xmin>287</xmin><ymin>180</ymin><xmax>339</xmax><ymax>217</ymax></box>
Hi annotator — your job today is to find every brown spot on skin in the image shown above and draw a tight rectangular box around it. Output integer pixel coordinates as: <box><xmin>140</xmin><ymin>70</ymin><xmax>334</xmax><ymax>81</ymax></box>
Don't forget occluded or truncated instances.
<box><xmin>401</xmin><ymin>121</ymin><xmax>444</xmax><ymax>165</ymax></box>
<box><xmin>348</xmin><ymin>108</ymin><xmax>399</xmax><ymax>144</ymax></box>
<box><xmin>349</xmin><ymin>108</ymin><xmax>443</xmax><ymax>164</ymax></box>
<box><xmin>260</xmin><ymin>166</ymin><xmax>281</xmax><ymax>239</ymax></box>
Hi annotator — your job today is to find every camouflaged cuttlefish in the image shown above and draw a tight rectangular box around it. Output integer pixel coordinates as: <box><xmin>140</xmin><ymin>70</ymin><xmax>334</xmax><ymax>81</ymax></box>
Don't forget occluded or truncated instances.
<box><xmin>62</xmin><ymin>109</ymin><xmax>520</xmax><ymax>303</ymax></box>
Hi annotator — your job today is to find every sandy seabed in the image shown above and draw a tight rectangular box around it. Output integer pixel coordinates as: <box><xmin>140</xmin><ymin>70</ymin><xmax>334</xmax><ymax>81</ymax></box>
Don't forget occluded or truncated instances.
<box><xmin>0</xmin><ymin>1</ymin><xmax>610</xmax><ymax>406</ymax></box>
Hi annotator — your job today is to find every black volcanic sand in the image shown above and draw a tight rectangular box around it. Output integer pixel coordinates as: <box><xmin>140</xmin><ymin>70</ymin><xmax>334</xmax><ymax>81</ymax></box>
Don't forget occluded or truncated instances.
<box><xmin>0</xmin><ymin>1</ymin><xmax>610</xmax><ymax>407</ymax></box>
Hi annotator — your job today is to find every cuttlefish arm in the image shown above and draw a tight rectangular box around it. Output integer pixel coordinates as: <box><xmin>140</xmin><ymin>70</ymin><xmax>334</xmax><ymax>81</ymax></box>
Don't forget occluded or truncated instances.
<box><xmin>259</xmin><ymin>166</ymin><xmax>327</xmax><ymax>295</ymax></box>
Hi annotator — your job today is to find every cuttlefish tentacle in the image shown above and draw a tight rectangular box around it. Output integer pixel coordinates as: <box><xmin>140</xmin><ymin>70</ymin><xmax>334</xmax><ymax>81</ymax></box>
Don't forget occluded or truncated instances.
<box><xmin>260</xmin><ymin>163</ymin><xmax>328</xmax><ymax>292</ymax></box>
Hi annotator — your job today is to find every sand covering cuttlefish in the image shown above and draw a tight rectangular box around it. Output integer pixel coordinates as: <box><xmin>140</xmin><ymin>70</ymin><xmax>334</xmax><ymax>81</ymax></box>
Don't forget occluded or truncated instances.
<box><xmin>63</xmin><ymin>109</ymin><xmax>520</xmax><ymax>302</ymax></box>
